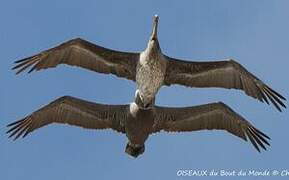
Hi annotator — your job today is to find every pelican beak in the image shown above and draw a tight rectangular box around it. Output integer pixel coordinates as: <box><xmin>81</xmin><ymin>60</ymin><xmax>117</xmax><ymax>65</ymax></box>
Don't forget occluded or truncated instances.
<box><xmin>151</xmin><ymin>15</ymin><xmax>159</xmax><ymax>40</ymax></box>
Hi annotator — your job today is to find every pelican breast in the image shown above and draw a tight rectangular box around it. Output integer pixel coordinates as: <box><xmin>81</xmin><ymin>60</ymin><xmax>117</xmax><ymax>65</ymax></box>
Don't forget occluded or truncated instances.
<box><xmin>136</xmin><ymin>51</ymin><xmax>167</xmax><ymax>105</ymax></box>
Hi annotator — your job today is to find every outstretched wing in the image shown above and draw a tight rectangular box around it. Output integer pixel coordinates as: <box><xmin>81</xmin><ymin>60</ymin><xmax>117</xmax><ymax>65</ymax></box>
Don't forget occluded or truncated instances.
<box><xmin>13</xmin><ymin>38</ymin><xmax>139</xmax><ymax>81</ymax></box>
<box><xmin>7</xmin><ymin>96</ymin><xmax>128</xmax><ymax>140</ymax></box>
<box><xmin>153</xmin><ymin>102</ymin><xmax>270</xmax><ymax>152</ymax></box>
<box><xmin>164</xmin><ymin>57</ymin><xmax>286</xmax><ymax>111</ymax></box>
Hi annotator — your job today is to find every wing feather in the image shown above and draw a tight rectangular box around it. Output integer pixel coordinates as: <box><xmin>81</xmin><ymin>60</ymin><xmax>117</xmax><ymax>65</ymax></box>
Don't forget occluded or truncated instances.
<box><xmin>164</xmin><ymin>57</ymin><xmax>286</xmax><ymax>111</ymax></box>
<box><xmin>7</xmin><ymin>96</ymin><xmax>128</xmax><ymax>140</ymax></box>
<box><xmin>13</xmin><ymin>38</ymin><xmax>139</xmax><ymax>81</ymax></box>
<box><xmin>153</xmin><ymin>102</ymin><xmax>270</xmax><ymax>152</ymax></box>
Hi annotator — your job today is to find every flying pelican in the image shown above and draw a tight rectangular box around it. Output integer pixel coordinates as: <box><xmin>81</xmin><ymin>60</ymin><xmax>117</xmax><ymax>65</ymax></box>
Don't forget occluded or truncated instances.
<box><xmin>12</xmin><ymin>15</ymin><xmax>286</xmax><ymax>111</ymax></box>
<box><xmin>8</xmin><ymin>15</ymin><xmax>285</xmax><ymax>157</ymax></box>
<box><xmin>7</xmin><ymin>96</ymin><xmax>270</xmax><ymax>157</ymax></box>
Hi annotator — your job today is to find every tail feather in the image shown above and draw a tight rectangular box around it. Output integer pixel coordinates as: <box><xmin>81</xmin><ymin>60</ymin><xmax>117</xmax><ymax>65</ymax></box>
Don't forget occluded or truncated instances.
<box><xmin>125</xmin><ymin>143</ymin><xmax>145</xmax><ymax>158</ymax></box>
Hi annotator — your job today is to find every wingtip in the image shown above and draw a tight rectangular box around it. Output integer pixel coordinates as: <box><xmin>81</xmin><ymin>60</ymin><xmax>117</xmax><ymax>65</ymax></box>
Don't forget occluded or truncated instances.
<box><xmin>28</xmin><ymin>68</ymin><xmax>34</xmax><ymax>73</ymax></box>
<box><xmin>6</xmin><ymin>129</ymin><xmax>13</xmax><ymax>134</ymax></box>
<box><xmin>14</xmin><ymin>55</ymin><xmax>36</xmax><ymax>64</ymax></box>
<box><xmin>8</xmin><ymin>133</ymin><xmax>14</xmax><ymax>139</ymax></box>
<box><xmin>280</xmin><ymin>95</ymin><xmax>287</xmax><ymax>101</ymax></box>
<box><xmin>14</xmin><ymin>58</ymin><xmax>26</xmax><ymax>64</ymax></box>
<box><xmin>11</xmin><ymin>66</ymin><xmax>17</xmax><ymax>70</ymax></box>
<box><xmin>258</xmin><ymin>85</ymin><xmax>287</xmax><ymax>112</ymax></box>
<box><xmin>267</xmin><ymin>86</ymin><xmax>287</xmax><ymax>101</ymax></box>
<box><xmin>7</xmin><ymin>119</ymin><xmax>23</xmax><ymax>127</ymax></box>
<box><xmin>15</xmin><ymin>71</ymin><xmax>21</xmax><ymax>75</ymax></box>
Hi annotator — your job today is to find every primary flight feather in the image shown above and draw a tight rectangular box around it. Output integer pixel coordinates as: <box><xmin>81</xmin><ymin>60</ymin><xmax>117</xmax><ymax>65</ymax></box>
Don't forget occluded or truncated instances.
<box><xmin>7</xmin><ymin>96</ymin><xmax>270</xmax><ymax>157</ymax></box>
<box><xmin>12</xmin><ymin>15</ymin><xmax>286</xmax><ymax>111</ymax></box>
<box><xmin>8</xmin><ymin>15</ymin><xmax>285</xmax><ymax>157</ymax></box>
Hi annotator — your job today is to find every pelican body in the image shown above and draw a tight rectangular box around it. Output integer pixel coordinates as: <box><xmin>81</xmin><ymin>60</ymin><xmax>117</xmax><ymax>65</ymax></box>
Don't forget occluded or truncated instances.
<box><xmin>136</xmin><ymin>15</ymin><xmax>167</xmax><ymax>107</ymax></box>
<box><xmin>8</xmin><ymin>15</ymin><xmax>286</xmax><ymax>157</ymax></box>
<box><xmin>125</xmin><ymin>102</ymin><xmax>154</xmax><ymax>156</ymax></box>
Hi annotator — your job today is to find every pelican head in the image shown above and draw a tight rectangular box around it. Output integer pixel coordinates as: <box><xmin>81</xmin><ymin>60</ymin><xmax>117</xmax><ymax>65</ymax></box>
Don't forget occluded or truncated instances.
<box><xmin>147</xmin><ymin>15</ymin><xmax>161</xmax><ymax>53</ymax></box>
<box><xmin>150</xmin><ymin>14</ymin><xmax>159</xmax><ymax>41</ymax></box>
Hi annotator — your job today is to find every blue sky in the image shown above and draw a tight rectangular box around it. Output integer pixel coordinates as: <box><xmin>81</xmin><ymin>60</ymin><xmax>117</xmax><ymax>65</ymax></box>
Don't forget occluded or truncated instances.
<box><xmin>1</xmin><ymin>0</ymin><xmax>288</xmax><ymax>179</ymax></box>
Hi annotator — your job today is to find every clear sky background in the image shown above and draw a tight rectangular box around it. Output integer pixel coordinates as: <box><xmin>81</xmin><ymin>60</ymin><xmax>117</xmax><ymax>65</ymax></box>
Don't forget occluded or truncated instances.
<box><xmin>1</xmin><ymin>0</ymin><xmax>288</xmax><ymax>180</ymax></box>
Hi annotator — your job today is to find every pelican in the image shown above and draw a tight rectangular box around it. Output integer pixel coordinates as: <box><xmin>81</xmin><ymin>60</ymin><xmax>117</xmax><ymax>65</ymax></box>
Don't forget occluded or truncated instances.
<box><xmin>8</xmin><ymin>15</ymin><xmax>285</xmax><ymax>157</ymax></box>
<box><xmin>12</xmin><ymin>15</ymin><xmax>286</xmax><ymax>111</ymax></box>
<box><xmin>7</xmin><ymin>96</ymin><xmax>270</xmax><ymax>157</ymax></box>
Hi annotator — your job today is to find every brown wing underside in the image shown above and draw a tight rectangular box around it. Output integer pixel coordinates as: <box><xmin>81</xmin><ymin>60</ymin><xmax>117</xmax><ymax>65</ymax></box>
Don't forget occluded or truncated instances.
<box><xmin>7</xmin><ymin>96</ymin><xmax>128</xmax><ymax>140</ymax></box>
<box><xmin>153</xmin><ymin>102</ymin><xmax>270</xmax><ymax>152</ymax></box>
<box><xmin>164</xmin><ymin>56</ymin><xmax>286</xmax><ymax>111</ymax></box>
<box><xmin>13</xmin><ymin>38</ymin><xmax>139</xmax><ymax>81</ymax></box>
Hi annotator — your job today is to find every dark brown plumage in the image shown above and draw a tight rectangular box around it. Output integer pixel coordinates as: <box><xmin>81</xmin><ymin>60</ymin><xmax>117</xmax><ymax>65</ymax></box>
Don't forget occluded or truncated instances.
<box><xmin>7</xmin><ymin>96</ymin><xmax>270</xmax><ymax>157</ymax></box>
<box><xmin>13</xmin><ymin>38</ymin><xmax>139</xmax><ymax>81</ymax></box>
<box><xmin>164</xmin><ymin>57</ymin><xmax>286</xmax><ymax>111</ymax></box>
<box><xmin>12</xmin><ymin>38</ymin><xmax>286</xmax><ymax>111</ymax></box>
<box><xmin>8</xmin><ymin>15</ymin><xmax>284</xmax><ymax>157</ymax></box>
